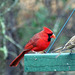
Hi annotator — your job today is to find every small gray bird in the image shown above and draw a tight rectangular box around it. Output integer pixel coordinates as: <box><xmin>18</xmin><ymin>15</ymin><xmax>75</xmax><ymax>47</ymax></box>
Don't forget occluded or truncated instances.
<box><xmin>53</xmin><ymin>35</ymin><xmax>75</xmax><ymax>58</ymax></box>
<box><xmin>63</xmin><ymin>35</ymin><xmax>75</xmax><ymax>51</ymax></box>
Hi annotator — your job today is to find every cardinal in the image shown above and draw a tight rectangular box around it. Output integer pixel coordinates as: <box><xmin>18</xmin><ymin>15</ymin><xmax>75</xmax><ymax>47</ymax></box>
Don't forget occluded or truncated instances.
<box><xmin>10</xmin><ymin>27</ymin><xmax>56</xmax><ymax>67</ymax></box>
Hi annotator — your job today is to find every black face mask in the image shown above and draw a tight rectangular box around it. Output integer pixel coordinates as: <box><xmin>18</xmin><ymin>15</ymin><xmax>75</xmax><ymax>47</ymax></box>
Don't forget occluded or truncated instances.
<box><xmin>48</xmin><ymin>33</ymin><xmax>53</xmax><ymax>41</ymax></box>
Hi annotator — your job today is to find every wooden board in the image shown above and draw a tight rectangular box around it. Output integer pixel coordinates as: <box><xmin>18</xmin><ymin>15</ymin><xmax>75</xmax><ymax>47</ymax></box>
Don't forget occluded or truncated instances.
<box><xmin>24</xmin><ymin>53</ymin><xmax>75</xmax><ymax>72</ymax></box>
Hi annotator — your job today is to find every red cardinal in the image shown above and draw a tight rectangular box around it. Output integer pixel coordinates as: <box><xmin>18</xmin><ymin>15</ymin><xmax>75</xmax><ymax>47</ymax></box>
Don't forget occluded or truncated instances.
<box><xmin>10</xmin><ymin>27</ymin><xmax>56</xmax><ymax>67</ymax></box>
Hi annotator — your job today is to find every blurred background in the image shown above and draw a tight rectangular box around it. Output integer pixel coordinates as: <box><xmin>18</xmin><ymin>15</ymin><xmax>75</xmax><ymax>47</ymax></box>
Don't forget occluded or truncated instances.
<box><xmin>0</xmin><ymin>0</ymin><xmax>75</xmax><ymax>75</ymax></box>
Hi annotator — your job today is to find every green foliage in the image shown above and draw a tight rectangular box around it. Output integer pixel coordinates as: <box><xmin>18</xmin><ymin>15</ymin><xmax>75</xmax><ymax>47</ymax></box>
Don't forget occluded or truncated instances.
<box><xmin>31</xmin><ymin>6</ymin><xmax>49</xmax><ymax>27</ymax></box>
<box><xmin>35</xmin><ymin>7</ymin><xmax>49</xmax><ymax>23</ymax></box>
<box><xmin>0</xmin><ymin>46</ymin><xmax>8</xmax><ymax>60</ymax></box>
<box><xmin>50</xmin><ymin>15</ymin><xmax>56</xmax><ymax>21</ymax></box>
<box><xmin>62</xmin><ymin>0</ymin><xmax>68</xmax><ymax>3</ymax></box>
<box><xmin>0</xmin><ymin>18</ymin><xmax>8</xmax><ymax>60</ymax></box>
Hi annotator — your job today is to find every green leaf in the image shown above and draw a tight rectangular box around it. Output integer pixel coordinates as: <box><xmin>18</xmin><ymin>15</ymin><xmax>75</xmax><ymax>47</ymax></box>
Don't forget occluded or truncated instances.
<box><xmin>0</xmin><ymin>46</ymin><xmax>8</xmax><ymax>60</ymax></box>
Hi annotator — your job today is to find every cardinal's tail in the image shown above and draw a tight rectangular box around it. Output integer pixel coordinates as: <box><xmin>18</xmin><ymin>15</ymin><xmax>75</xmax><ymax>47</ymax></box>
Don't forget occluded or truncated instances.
<box><xmin>10</xmin><ymin>50</ymin><xmax>30</xmax><ymax>67</ymax></box>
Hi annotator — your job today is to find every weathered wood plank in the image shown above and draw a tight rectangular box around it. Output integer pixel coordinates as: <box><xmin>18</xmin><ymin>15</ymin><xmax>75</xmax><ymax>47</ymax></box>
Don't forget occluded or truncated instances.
<box><xmin>24</xmin><ymin>53</ymin><xmax>75</xmax><ymax>72</ymax></box>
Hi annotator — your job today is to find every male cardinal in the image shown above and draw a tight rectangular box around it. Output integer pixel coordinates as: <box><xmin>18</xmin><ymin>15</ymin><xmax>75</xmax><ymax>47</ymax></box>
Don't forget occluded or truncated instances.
<box><xmin>10</xmin><ymin>27</ymin><xmax>56</xmax><ymax>67</ymax></box>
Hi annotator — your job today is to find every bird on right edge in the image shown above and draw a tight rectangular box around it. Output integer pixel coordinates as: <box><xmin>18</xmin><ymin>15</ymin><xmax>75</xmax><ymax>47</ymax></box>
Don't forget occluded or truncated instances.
<box><xmin>56</xmin><ymin>35</ymin><xmax>75</xmax><ymax>58</ymax></box>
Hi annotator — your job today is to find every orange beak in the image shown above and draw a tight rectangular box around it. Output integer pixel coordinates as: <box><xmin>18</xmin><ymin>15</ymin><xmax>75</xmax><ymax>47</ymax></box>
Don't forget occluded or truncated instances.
<box><xmin>51</xmin><ymin>34</ymin><xmax>56</xmax><ymax>38</ymax></box>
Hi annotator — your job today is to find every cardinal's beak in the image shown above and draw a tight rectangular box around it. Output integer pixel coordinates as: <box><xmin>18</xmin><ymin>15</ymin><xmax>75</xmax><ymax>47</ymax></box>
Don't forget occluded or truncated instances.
<box><xmin>51</xmin><ymin>34</ymin><xmax>56</xmax><ymax>38</ymax></box>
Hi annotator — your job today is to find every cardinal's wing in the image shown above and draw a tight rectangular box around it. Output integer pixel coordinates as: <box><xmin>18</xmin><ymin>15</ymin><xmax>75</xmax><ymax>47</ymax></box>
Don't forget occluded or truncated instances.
<box><xmin>24</xmin><ymin>33</ymin><xmax>40</xmax><ymax>50</ymax></box>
